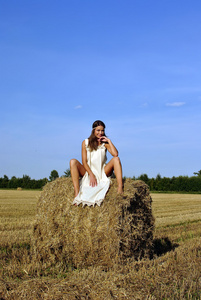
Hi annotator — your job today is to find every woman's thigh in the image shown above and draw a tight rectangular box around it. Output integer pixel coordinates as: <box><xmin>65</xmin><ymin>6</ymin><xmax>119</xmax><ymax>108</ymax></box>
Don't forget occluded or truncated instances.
<box><xmin>71</xmin><ymin>159</ymin><xmax>86</xmax><ymax>177</ymax></box>
<box><xmin>104</xmin><ymin>158</ymin><xmax>114</xmax><ymax>177</ymax></box>
<box><xmin>77</xmin><ymin>161</ymin><xmax>86</xmax><ymax>177</ymax></box>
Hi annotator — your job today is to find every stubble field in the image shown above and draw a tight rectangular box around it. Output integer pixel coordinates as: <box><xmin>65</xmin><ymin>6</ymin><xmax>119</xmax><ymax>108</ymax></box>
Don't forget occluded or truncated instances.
<box><xmin>0</xmin><ymin>189</ymin><xmax>201</xmax><ymax>299</ymax></box>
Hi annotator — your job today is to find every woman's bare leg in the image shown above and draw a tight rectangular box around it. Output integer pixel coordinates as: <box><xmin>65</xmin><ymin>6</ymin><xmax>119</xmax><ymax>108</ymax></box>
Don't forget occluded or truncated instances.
<box><xmin>104</xmin><ymin>157</ymin><xmax>123</xmax><ymax>194</ymax></box>
<box><xmin>70</xmin><ymin>159</ymin><xmax>86</xmax><ymax>197</ymax></box>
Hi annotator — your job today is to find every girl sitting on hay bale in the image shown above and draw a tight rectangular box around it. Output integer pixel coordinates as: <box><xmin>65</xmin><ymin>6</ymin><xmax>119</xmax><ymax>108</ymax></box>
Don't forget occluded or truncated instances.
<box><xmin>70</xmin><ymin>120</ymin><xmax>123</xmax><ymax>206</ymax></box>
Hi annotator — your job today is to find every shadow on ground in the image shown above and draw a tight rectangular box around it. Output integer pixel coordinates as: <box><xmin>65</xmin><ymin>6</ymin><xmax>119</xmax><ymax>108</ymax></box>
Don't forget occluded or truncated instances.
<box><xmin>153</xmin><ymin>237</ymin><xmax>179</xmax><ymax>257</ymax></box>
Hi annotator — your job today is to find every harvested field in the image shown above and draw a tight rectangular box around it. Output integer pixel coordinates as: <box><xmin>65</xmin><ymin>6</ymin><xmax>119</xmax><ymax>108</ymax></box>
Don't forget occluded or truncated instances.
<box><xmin>0</xmin><ymin>189</ymin><xmax>39</xmax><ymax>245</ymax></box>
<box><xmin>0</xmin><ymin>183</ymin><xmax>201</xmax><ymax>299</ymax></box>
<box><xmin>152</xmin><ymin>193</ymin><xmax>201</xmax><ymax>227</ymax></box>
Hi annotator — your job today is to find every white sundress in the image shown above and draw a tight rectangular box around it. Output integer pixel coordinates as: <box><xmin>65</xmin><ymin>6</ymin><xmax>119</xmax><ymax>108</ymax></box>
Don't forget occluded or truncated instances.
<box><xmin>73</xmin><ymin>139</ymin><xmax>111</xmax><ymax>206</ymax></box>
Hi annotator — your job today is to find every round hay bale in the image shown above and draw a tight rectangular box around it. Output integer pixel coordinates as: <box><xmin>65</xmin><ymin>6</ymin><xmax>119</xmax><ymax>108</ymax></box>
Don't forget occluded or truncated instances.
<box><xmin>17</xmin><ymin>187</ymin><xmax>22</xmax><ymax>191</ymax></box>
<box><xmin>32</xmin><ymin>177</ymin><xmax>154</xmax><ymax>268</ymax></box>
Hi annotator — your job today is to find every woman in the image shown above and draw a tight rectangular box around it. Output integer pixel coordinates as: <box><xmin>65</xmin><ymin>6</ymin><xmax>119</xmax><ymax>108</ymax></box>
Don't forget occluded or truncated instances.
<box><xmin>70</xmin><ymin>120</ymin><xmax>123</xmax><ymax>206</ymax></box>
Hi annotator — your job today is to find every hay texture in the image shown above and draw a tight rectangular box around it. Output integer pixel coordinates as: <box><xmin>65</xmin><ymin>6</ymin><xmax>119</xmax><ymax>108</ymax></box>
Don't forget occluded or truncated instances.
<box><xmin>32</xmin><ymin>177</ymin><xmax>154</xmax><ymax>268</ymax></box>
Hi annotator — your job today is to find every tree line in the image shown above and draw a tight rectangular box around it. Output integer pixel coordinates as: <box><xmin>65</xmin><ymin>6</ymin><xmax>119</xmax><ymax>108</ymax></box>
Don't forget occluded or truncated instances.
<box><xmin>0</xmin><ymin>169</ymin><xmax>71</xmax><ymax>190</ymax></box>
<box><xmin>136</xmin><ymin>171</ymin><xmax>201</xmax><ymax>193</ymax></box>
<box><xmin>0</xmin><ymin>175</ymin><xmax>48</xmax><ymax>189</ymax></box>
<box><xmin>0</xmin><ymin>170</ymin><xmax>201</xmax><ymax>192</ymax></box>
<box><xmin>0</xmin><ymin>170</ymin><xmax>58</xmax><ymax>189</ymax></box>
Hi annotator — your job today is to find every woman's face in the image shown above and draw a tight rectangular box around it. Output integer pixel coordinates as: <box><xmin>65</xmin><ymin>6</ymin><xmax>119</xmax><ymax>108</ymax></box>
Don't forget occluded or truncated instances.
<box><xmin>94</xmin><ymin>126</ymin><xmax>105</xmax><ymax>140</ymax></box>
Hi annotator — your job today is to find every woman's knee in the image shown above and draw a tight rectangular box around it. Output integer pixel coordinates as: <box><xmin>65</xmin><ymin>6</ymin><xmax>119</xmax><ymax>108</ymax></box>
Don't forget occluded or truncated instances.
<box><xmin>113</xmin><ymin>156</ymin><xmax>120</xmax><ymax>164</ymax></box>
<box><xmin>70</xmin><ymin>159</ymin><xmax>78</xmax><ymax>169</ymax></box>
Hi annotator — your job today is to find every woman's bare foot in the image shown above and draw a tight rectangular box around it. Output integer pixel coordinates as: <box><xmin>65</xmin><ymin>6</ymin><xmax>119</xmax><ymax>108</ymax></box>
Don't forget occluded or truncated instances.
<box><xmin>117</xmin><ymin>187</ymin><xmax>124</xmax><ymax>195</ymax></box>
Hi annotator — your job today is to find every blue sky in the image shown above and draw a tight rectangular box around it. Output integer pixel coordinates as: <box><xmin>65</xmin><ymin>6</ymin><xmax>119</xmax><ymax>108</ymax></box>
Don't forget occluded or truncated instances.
<box><xmin>1</xmin><ymin>0</ymin><xmax>201</xmax><ymax>179</ymax></box>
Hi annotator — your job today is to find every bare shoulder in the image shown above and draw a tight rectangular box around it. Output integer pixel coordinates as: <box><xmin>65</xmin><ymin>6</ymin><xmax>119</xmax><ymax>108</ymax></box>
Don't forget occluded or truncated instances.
<box><xmin>82</xmin><ymin>139</ymin><xmax>89</xmax><ymax>149</ymax></box>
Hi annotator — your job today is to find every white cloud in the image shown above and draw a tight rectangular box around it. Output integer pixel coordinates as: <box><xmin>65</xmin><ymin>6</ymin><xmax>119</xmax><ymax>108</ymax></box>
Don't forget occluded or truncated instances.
<box><xmin>166</xmin><ymin>102</ymin><xmax>185</xmax><ymax>107</ymax></box>
<box><xmin>140</xmin><ymin>102</ymin><xmax>148</xmax><ymax>108</ymax></box>
<box><xmin>74</xmin><ymin>105</ymin><xmax>82</xmax><ymax>109</ymax></box>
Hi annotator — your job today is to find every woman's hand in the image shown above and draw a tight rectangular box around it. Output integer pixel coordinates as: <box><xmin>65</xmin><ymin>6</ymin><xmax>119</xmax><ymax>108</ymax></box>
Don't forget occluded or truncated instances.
<box><xmin>89</xmin><ymin>173</ymin><xmax>97</xmax><ymax>187</ymax></box>
<box><xmin>99</xmin><ymin>136</ymin><xmax>110</xmax><ymax>144</ymax></box>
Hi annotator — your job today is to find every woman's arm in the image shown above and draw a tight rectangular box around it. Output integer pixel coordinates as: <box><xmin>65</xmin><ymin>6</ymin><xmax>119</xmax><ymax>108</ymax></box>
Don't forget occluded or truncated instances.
<box><xmin>100</xmin><ymin>137</ymin><xmax>118</xmax><ymax>157</ymax></box>
<box><xmin>81</xmin><ymin>140</ymin><xmax>97</xmax><ymax>186</ymax></box>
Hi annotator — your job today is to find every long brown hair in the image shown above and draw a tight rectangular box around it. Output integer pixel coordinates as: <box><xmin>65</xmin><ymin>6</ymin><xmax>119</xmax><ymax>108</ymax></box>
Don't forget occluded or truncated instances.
<box><xmin>88</xmin><ymin>120</ymin><xmax>106</xmax><ymax>151</ymax></box>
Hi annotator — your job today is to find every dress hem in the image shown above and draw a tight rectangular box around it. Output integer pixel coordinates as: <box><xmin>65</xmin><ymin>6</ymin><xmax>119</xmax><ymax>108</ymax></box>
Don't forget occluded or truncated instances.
<box><xmin>72</xmin><ymin>198</ymin><xmax>104</xmax><ymax>207</ymax></box>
